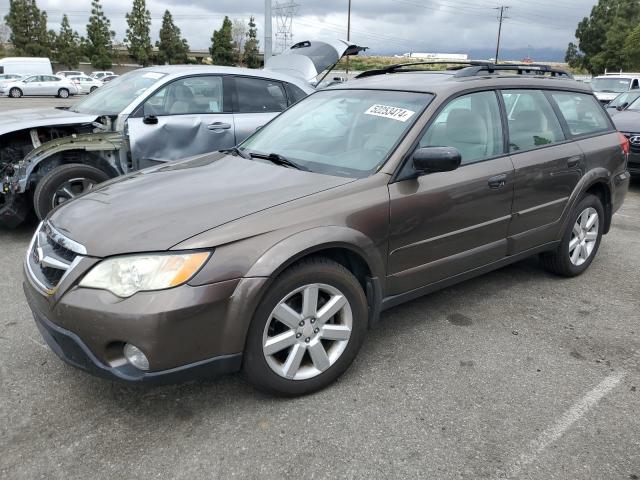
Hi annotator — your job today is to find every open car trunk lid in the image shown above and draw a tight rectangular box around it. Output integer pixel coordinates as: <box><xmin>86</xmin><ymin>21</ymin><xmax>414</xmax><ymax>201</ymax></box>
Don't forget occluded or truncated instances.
<box><xmin>265</xmin><ymin>40</ymin><xmax>367</xmax><ymax>84</ymax></box>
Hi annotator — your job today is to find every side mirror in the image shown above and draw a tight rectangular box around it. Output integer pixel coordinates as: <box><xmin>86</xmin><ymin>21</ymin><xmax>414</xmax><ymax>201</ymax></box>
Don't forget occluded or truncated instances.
<box><xmin>617</xmin><ymin>102</ymin><xmax>629</xmax><ymax>111</ymax></box>
<box><xmin>412</xmin><ymin>146</ymin><xmax>461</xmax><ymax>174</ymax></box>
<box><xmin>143</xmin><ymin>115</ymin><xmax>158</xmax><ymax>125</ymax></box>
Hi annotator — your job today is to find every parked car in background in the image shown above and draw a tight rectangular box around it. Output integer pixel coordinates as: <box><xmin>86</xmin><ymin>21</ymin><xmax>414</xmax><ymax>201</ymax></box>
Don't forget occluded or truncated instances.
<box><xmin>0</xmin><ymin>74</ymin><xmax>78</xmax><ymax>98</ymax></box>
<box><xmin>605</xmin><ymin>91</ymin><xmax>640</xmax><ymax>116</ymax></box>
<box><xmin>611</xmin><ymin>99</ymin><xmax>640</xmax><ymax>175</ymax></box>
<box><xmin>591</xmin><ymin>72</ymin><xmax>640</xmax><ymax>104</ymax></box>
<box><xmin>0</xmin><ymin>57</ymin><xmax>52</xmax><ymax>75</ymax></box>
<box><xmin>0</xmin><ymin>73</ymin><xmax>24</xmax><ymax>85</ymax></box>
<box><xmin>22</xmin><ymin>62</ymin><xmax>629</xmax><ymax>395</ymax></box>
<box><xmin>67</xmin><ymin>74</ymin><xmax>103</xmax><ymax>94</ymax></box>
<box><xmin>0</xmin><ymin>40</ymin><xmax>364</xmax><ymax>227</ymax></box>
<box><xmin>56</xmin><ymin>70</ymin><xmax>84</xmax><ymax>78</ymax></box>
<box><xmin>90</xmin><ymin>71</ymin><xmax>115</xmax><ymax>80</ymax></box>
<box><xmin>100</xmin><ymin>75</ymin><xmax>119</xmax><ymax>83</ymax></box>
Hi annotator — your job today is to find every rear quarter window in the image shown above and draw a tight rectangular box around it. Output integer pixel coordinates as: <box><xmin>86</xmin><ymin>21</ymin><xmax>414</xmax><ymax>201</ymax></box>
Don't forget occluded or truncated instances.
<box><xmin>550</xmin><ymin>92</ymin><xmax>612</xmax><ymax>136</ymax></box>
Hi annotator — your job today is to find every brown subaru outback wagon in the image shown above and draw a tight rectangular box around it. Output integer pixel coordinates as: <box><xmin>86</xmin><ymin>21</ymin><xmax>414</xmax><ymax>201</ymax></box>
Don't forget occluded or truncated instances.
<box><xmin>24</xmin><ymin>63</ymin><xmax>631</xmax><ymax>396</ymax></box>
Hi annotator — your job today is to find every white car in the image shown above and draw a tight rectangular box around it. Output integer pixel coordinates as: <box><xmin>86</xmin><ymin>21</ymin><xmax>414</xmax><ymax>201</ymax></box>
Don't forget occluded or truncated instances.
<box><xmin>90</xmin><ymin>71</ymin><xmax>115</xmax><ymax>80</ymax></box>
<box><xmin>0</xmin><ymin>74</ymin><xmax>78</xmax><ymax>98</ymax></box>
<box><xmin>67</xmin><ymin>74</ymin><xmax>103</xmax><ymax>94</ymax></box>
<box><xmin>56</xmin><ymin>70</ymin><xmax>84</xmax><ymax>78</ymax></box>
<box><xmin>0</xmin><ymin>73</ymin><xmax>24</xmax><ymax>85</ymax></box>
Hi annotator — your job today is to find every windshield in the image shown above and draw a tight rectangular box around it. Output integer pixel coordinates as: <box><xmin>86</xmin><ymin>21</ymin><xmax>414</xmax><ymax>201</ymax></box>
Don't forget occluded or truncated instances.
<box><xmin>240</xmin><ymin>89</ymin><xmax>433</xmax><ymax>178</ymax></box>
<box><xmin>70</xmin><ymin>70</ymin><xmax>166</xmax><ymax>115</ymax></box>
<box><xmin>627</xmin><ymin>97</ymin><xmax>640</xmax><ymax>111</ymax></box>
<box><xmin>591</xmin><ymin>78</ymin><xmax>632</xmax><ymax>93</ymax></box>
<box><xmin>608</xmin><ymin>91</ymin><xmax>640</xmax><ymax>108</ymax></box>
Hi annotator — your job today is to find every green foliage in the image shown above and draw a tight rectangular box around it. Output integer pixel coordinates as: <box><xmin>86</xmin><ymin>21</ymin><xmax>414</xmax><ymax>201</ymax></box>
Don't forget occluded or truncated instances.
<box><xmin>623</xmin><ymin>23</ymin><xmax>640</xmax><ymax>67</ymax></box>
<box><xmin>565</xmin><ymin>42</ymin><xmax>583</xmax><ymax>69</ymax></box>
<box><xmin>244</xmin><ymin>16</ymin><xmax>260</xmax><ymax>68</ymax></box>
<box><xmin>210</xmin><ymin>16</ymin><xmax>235</xmax><ymax>66</ymax></box>
<box><xmin>86</xmin><ymin>0</ymin><xmax>114</xmax><ymax>69</ymax></box>
<box><xmin>55</xmin><ymin>15</ymin><xmax>81</xmax><ymax>69</ymax></box>
<box><xmin>570</xmin><ymin>0</ymin><xmax>640</xmax><ymax>74</ymax></box>
<box><xmin>125</xmin><ymin>0</ymin><xmax>153</xmax><ymax>66</ymax></box>
<box><xmin>157</xmin><ymin>10</ymin><xmax>189</xmax><ymax>65</ymax></box>
<box><xmin>4</xmin><ymin>0</ymin><xmax>51</xmax><ymax>56</ymax></box>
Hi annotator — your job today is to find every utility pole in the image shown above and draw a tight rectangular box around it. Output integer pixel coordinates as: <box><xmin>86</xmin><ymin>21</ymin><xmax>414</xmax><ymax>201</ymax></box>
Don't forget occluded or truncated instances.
<box><xmin>346</xmin><ymin>0</ymin><xmax>352</xmax><ymax>75</ymax></box>
<box><xmin>494</xmin><ymin>5</ymin><xmax>509</xmax><ymax>63</ymax></box>
<box><xmin>265</xmin><ymin>0</ymin><xmax>273</xmax><ymax>60</ymax></box>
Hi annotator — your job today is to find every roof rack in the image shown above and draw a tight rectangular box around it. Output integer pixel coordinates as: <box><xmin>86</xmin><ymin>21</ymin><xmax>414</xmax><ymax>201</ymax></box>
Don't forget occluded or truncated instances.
<box><xmin>356</xmin><ymin>61</ymin><xmax>573</xmax><ymax>79</ymax></box>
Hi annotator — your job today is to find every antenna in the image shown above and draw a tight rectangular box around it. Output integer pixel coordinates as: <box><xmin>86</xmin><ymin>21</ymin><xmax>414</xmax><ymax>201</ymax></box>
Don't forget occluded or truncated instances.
<box><xmin>274</xmin><ymin>1</ymin><xmax>299</xmax><ymax>53</ymax></box>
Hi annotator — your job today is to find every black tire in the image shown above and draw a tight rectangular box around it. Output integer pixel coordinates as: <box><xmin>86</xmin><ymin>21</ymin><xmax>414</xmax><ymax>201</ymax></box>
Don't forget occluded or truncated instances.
<box><xmin>33</xmin><ymin>163</ymin><xmax>110</xmax><ymax>219</ymax></box>
<box><xmin>57</xmin><ymin>88</ymin><xmax>70</xmax><ymax>98</ymax></box>
<box><xmin>9</xmin><ymin>87</ymin><xmax>22</xmax><ymax>98</ymax></box>
<box><xmin>90</xmin><ymin>86</ymin><xmax>98</xmax><ymax>93</ymax></box>
<box><xmin>541</xmin><ymin>194</ymin><xmax>604</xmax><ymax>277</ymax></box>
<box><xmin>243</xmin><ymin>257</ymin><xmax>368</xmax><ymax>396</ymax></box>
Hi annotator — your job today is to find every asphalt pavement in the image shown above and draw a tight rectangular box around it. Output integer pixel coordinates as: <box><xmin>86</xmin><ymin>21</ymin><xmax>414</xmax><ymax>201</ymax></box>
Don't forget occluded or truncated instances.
<box><xmin>0</xmin><ymin>97</ymin><xmax>639</xmax><ymax>479</ymax></box>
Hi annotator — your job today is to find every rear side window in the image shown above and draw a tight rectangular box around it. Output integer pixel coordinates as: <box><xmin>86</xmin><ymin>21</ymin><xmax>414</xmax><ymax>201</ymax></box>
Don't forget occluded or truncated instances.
<box><xmin>502</xmin><ymin>90</ymin><xmax>565</xmax><ymax>153</ymax></box>
<box><xmin>420</xmin><ymin>91</ymin><xmax>503</xmax><ymax>165</ymax></box>
<box><xmin>235</xmin><ymin>77</ymin><xmax>287</xmax><ymax>113</ymax></box>
<box><xmin>550</xmin><ymin>92</ymin><xmax>611</xmax><ymax>136</ymax></box>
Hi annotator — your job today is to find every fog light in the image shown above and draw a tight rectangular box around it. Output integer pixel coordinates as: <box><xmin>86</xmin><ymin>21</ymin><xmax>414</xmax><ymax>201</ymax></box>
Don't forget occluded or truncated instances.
<box><xmin>123</xmin><ymin>343</ymin><xmax>150</xmax><ymax>371</ymax></box>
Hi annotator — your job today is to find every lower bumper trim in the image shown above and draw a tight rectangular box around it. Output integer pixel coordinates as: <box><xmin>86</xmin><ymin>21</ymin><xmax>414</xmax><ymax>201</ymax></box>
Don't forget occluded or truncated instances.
<box><xmin>30</xmin><ymin>299</ymin><xmax>243</xmax><ymax>384</ymax></box>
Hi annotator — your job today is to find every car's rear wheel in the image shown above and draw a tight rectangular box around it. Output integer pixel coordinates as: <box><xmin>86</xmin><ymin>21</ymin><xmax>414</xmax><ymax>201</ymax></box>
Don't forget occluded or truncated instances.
<box><xmin>33</xmin><ymin>163</ymin><xmax>110</xmax><ymax>219</ymax></box>
<box><xmin>243</xmin><ymin>257</ymin><xmax>368</xmax><ymax>396</ymax></box>
<box><xmin>9</xmin><ymin>87</ymin><xmax>22</xmax><ymax>98</ymax></box>
<box><xmin>57</xmin><ymin>88</ymin><xmax>70</xmax><ymax>98</ymax></box>
<box><xmin>541</xmin><ymin>193</ymin><xmax>604</xmax><ymax>277</ymax></box>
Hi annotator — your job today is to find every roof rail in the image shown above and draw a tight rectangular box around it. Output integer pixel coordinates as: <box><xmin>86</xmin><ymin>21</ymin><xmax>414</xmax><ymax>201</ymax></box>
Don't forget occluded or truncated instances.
<box><xmin>356</xmin><ymin>61</ymin><xmax>573</xmax><ymax>79</ymax></box>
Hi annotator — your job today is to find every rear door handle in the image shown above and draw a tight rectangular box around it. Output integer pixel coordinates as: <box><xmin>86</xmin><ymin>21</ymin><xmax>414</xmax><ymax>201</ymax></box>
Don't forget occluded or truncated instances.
<box><xmin>207</xmin><ymin>122</ymin><xmax>232</xmax><ymax>131</ymax></box>
<box><xmin>488</xmin><ymin>174</ymin><xmax>508</xmax><ymax>189</ymax></box>
<box><xmin>567</xmin><ymin>155</ymin><xmax>582</xmax><ymax>168</ymax></box>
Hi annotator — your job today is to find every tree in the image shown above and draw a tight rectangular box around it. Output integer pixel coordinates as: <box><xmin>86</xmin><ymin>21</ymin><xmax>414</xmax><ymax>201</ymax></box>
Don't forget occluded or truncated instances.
<box><xmin>565</xmin><ymin>42</ymin><xmax>584</xmax><ymax>70</ymax></box>
<box><xmin>623</xmin><ymin>23</ymin><xmax>640</xmax><ymax>70</ymax></box>
<box><xmin>157</xmin><ymin>10</ymin><xmax>189</xmax><ymax>65</ymax></box>
<box><xmin>4</xmin><ymin>0</ymin><xmax>51</xmax><ymax>56</ymax></box>
<box><xmin>55</xmin><ymin>15</ymin><xmax>82</xmax><ymax>69</ymax></box>
<box><xmin>125</xmin><ymin>0</ymin><xmax>153</xmax><ymax>66</ymax></box>
<box><xmin>86</xmin><ymin>0</ymin><xmax>115</xmax><ymax>69</ymax></box>
<box><xmin>0</xmin><ymin>23</ymin><xmax>10</xmax><ymax>57</ymax></box>
<box><xmin>231</xmin><ymin>19</ymin><xmax>247</xmax><ymax>65</ymax></box>
<box><xmin>244</xmin><ymin>16</ymin><xmax>260</xmax><ymax>69</ymax></box>
<box><xmin>210</xmin><ymin>16</ymin><xmax>235</xmax><ymax>66</ymax></box>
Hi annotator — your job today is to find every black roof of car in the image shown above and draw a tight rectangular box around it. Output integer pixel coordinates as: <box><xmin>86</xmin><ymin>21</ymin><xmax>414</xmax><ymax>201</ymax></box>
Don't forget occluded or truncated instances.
<box><xmin>328</xmin><ymin>62</ymin><xmax>591</xmax><ymax>96</ymax></box>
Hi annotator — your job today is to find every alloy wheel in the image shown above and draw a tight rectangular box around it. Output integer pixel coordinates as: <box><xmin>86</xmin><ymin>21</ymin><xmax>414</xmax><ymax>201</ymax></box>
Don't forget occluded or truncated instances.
<box><xmin>52</xmin><ymin>177</ymin><xmax>96</xmax><ymax>207</ymax></box>
<box><xmin>569</xmin><ymin>207</ymin><xmax>599</xmax><ymax>266</ymax></box>
<box><xmin>262</xmin><ymin>283</ymin><xmax>353</xmax><ymax>381</ymax></box>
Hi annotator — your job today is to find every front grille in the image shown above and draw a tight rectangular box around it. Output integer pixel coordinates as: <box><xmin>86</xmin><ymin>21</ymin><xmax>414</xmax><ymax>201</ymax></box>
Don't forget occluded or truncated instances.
<box><xmin>26</xmin><ymin>222</ymin><xmax>85</xmax><ymax>293</ymax></box>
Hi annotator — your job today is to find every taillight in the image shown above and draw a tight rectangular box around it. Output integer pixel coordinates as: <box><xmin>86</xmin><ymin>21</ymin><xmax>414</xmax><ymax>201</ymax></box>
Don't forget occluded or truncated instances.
<box><xmin>618</xmin><ymin>132</ymin><xmax>630</xmax><ymax>155</ymax></box>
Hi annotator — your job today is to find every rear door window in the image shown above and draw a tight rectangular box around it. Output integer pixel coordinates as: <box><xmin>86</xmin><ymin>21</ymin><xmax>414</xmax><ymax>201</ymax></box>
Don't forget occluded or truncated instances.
<box><xmin>235</xmin><ymin>77</ymin><xmax>287</xmax><ymax>113</ymax></box>
<box><xmin>419</xmin><ymin>91</ymin><xmax>504</xmax><ymax>165</ymax></box>
<box><xmin>501</xmin><ymin>90</ymin><xmax>565</xmax><ymax>153</ymax></box>
<box><xmin>550</xmin><ymin>91</ymin><xmax>611</xmax><ymax>136</ymax></box>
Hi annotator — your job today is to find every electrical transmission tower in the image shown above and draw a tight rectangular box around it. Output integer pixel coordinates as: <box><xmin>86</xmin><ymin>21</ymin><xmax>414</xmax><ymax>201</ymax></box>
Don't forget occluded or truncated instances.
<box><xmin>274</xmin><ymin>1</ymin><xmax>299</xmax><ymax>53</ymax></box>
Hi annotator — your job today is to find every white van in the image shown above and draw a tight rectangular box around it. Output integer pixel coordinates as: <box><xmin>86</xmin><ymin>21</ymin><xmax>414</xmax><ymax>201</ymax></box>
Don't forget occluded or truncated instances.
<box><xmin>0</xmin><ymin>57</ymin><xmax>53</xmax><ymax>75</ymax></box>
<box><xmin>590</xmin><ymin>72</ymin><xmax>640</xmax><ymax>104</ymax></box>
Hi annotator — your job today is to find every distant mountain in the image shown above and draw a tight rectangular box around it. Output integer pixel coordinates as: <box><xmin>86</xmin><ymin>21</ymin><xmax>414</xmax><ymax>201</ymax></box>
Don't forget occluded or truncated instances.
<box><xmin>367</xmin><ymin>47</ymin><xmax>567</xmax><ymax>63</ymax></box>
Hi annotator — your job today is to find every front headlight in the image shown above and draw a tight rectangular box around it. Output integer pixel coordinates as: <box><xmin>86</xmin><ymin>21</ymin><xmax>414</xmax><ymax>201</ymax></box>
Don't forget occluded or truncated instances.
<box><xmin>79</xmin><ymin>252</ymin><xmax>210</xmax><ymax>298</ymax></box>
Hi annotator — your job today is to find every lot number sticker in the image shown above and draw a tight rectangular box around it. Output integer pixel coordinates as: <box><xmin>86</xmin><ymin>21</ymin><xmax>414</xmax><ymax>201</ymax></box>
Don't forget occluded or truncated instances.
<box><xmin>364</xmin><ymin>104</ymin><xmax>416</xmax><ymax>122</ymax></box>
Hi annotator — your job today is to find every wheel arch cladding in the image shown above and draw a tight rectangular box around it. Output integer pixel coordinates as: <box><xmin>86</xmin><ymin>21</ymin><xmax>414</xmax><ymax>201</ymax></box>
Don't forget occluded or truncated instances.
<box><xmin>584</xmin><ymin>181</ymin><xmax>612</xmax><ymax>234</ymax></box>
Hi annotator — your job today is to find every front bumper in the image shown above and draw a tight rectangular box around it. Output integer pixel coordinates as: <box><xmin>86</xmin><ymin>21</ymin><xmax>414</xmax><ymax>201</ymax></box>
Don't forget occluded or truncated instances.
<box><xmin>628</xmin><ymin>152</ymin><xmax>640</xmax><ymax>175</ymax></box>
<box><xmin>23</xmin><ymin>269</ymin><xmax>268</xmax><ymax>383</ymax></box>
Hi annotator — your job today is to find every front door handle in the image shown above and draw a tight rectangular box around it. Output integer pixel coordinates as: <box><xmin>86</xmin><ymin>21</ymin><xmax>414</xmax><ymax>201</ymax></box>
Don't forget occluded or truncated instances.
<box><xmin>567</xmin><ymin>155</ymin><xmax>582</xmax><ymax>168</ymax></box>
<box><xmin>488</xmin><ymin>174</ymin><xmax>508</xmax><ymax>189</ymax></box>
<box><xmin>207</xmin><ymin>122</ymin><xmax>232</xmax><ymax>131</ymax></box>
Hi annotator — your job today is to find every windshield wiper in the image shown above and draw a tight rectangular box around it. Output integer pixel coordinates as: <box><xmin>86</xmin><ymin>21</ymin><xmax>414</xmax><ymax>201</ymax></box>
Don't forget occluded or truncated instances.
<box><xmin>220</xmin><ymin>146</ymin><xmax>250</xmax><ymax>159</ymax></box>
<box><xmin>248</xmin><ymin>151</ymin><xmax>307</xmax><ymax>171</ymax></box>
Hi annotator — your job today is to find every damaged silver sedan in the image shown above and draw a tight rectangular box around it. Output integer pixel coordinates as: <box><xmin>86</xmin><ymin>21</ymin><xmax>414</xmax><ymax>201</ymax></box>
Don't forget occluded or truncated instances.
<box><xmin>0</xmin><ymin>40</ymin><xmax>365</xmax><ymax>227</ymax></box>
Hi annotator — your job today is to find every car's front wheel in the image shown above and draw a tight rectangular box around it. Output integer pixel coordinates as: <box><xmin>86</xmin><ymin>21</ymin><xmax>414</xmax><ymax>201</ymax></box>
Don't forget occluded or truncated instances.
<box><xmin>9</xmin><ymin>87</ymin><xmax>22</xmax><ymax>98</ymax></box>
<box><xmin>541</xmin><ymin>193</ymin><xmax>604</xmax><ymax>276</ymax></box>
<box><xmin>90</xmin><ymin>86</ymin><xmax>98</xmax><ymax>93</ymax></box>
<box><xmin>243</xmin><ymin>257</ymin><xmax>368</xmax><ymax>396</ymax></box>
<box><xmin>33</xmin><ymin>163</ymin><xmax>110</xmax><ymax>219</ymax></box>
<box><xmin>57</xmin><ymin>88</ymin><xmax>70</xmax><ymax>98</ymax></box>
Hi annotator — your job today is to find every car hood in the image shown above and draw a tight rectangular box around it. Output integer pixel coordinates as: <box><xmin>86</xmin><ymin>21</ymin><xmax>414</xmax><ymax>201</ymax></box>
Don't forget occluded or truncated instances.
<box><xmin>265</xmin><ymin>39</ymin><xmax>366</xmax><ymax>83</ymax></box>
<box><xmin>0</xmin><ymin>108</ymin><xmax>98</xmax><ymax>136</ymax></box>
<box><xmin>48</xmin><ymin>152</ymin><xmax>355</xmax><ymax>257</ymax></box>
<box><xmin>611</xmin><ymin>109</ymin><xmax>640</xmax><ymax>132</ymax></box>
